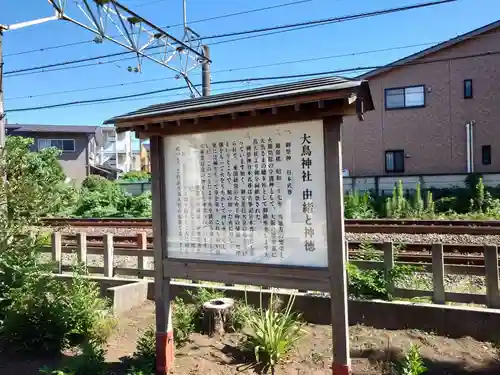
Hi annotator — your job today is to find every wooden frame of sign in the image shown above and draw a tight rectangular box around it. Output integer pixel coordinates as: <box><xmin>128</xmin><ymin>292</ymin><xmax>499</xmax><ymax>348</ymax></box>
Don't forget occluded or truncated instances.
<box><xmin>110</xmin><ymin>78</ymin><xmax>373</xmax><ymax>375</ymax></box>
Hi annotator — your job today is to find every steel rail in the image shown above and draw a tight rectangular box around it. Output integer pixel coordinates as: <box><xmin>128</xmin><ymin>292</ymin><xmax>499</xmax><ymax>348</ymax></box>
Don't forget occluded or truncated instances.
<box><xmin>43</xmin><ymin>218</ymin><xmax>500</xmax><ymax>234</ymax></box>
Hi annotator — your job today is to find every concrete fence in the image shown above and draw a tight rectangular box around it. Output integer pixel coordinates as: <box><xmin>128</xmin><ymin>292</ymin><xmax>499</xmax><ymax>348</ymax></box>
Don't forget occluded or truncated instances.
<box><xmin>117</xmin><ymin>181</ymin><xmax>151</xmax><ymax>196</ymax></box>
<box><xmin>117</xmin><ymin>174</ymin><xmax>500</xmax><ymax>197</ymax></box>
<box><xmin>343</xmin><ymin>172</ymin><xmax>500</xmax><ymax>195</ymax></box>
<box><xmin>47</xmin><ymin>232</ymin><xmax>500</xmax><ymax>308</ymax></box>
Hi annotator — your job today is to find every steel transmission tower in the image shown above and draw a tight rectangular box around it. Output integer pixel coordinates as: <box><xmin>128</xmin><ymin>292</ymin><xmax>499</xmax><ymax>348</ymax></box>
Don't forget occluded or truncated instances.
<box><xmin>47</xmin><ymin>0</ymin><xmax>211</xmax><ymax>97</ymax></box>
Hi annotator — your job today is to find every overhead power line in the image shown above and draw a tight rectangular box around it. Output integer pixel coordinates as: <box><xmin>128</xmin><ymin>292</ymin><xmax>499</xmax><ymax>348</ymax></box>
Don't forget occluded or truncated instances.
<box><xmin>5</xmin><ymin>51</ymin><xmax>130</xmax><ymax>75</ymax></box>
<box><xmin>3</xmin><ymin>0</ymin><xmax>456</xmax><ymax>77</ymax></box>
<box><xmin>5</xmin><ymin>41</ymin><xmax>438</xmax><ymax>100</ymax></box>
<box><xmin>199</xmin><ymin>0</ymin><xmax>457</xmax><ymax>41</ymax></box>
<box><xmin>3</xmin><ymin>0</ymin><xmax>313</xmax><ymax>58</ymax></box>
<box><xmin>7</xmin><ymin>48</ymin><xmax>500</xmax><ymax>113</ymax></box>
<box><xmin>59</xmin><ymin>80</ymin><xmax>302</xmax><ymax>108</ymax></box>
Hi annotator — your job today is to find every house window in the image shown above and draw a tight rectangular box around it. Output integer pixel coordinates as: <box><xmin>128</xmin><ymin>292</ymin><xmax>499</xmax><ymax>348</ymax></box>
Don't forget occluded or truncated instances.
<box><xmin>385</xmin><ymin>150</ymin><xmax>405</xmax><ymax>173</ymax></box>
<box><xmin>464</xmin><ymin>79</ymin><xmax>473</xmax><ymax>99</ymax></box>
<box><xmin>385</xmin><ymin>85</ymin><xmax>425</xmax><ymax>109</ymax></box>
<box><xmin>38</xmin><ymin>139</ymin><xmax>75</xmax><ymax>152</ymax></box>
<box><xmin>482</xmin><ymin>145</ymin><xmax>491</xmax><ymax>165</ymax></box>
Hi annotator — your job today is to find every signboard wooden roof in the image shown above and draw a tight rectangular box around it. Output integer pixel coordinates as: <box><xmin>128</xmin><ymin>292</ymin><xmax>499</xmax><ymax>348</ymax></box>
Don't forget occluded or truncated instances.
<box><xmin>105</xmin><ymin>76</ymin><xmax>373</xmax><ymax>136</ymax></box>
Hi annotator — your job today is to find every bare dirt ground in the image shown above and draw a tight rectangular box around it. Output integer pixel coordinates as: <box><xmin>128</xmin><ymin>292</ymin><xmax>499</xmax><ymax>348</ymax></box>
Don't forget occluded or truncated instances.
<box><xmin>2</xmin><ymin>300</ymin><xmax>500</xmax><ymax>375</ymax></box>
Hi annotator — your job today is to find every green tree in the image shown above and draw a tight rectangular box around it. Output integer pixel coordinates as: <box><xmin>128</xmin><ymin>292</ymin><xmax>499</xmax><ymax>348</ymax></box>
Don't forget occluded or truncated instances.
<box><xmin>0</xmin><ymin>137</ymin><xmax>66</xmax><ymax>320</ymax></box>
<box><xmin>4</xmin><ymin>136</ymin><xmax>76</xmax><ymax>219</ymax></box>
<box><xmin>74</xmin><ymin>175</ymin><xmax>151</xmax><ymax>218</ymax></box>
<box><xmin>0</xmin><ymin>138</ymin><xmax>114</xmax><ymax>354</ymax></box>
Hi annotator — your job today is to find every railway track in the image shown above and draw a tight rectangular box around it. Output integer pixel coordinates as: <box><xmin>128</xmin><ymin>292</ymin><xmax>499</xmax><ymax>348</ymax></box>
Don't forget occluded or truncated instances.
<box><xmin>44</xmin><ymin>217</ymin><xmax>152</xmax><ymax>228</ymax></box>
<box><xmin>44</xmin><ymin>217</ymin><xmax>500</xmax><ymax>235</ymax></box>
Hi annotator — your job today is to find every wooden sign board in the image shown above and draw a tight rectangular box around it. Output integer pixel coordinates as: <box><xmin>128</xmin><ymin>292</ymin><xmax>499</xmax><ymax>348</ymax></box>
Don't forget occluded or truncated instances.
<box><xmin>110</xmin><ymin>77</ymin><xmax>374</xmax><ymax>375</ymax></box>
<box><xmin>163</xmin><ymin>120</ymin><xmax>328</xmax><ymax>268</ymax></box>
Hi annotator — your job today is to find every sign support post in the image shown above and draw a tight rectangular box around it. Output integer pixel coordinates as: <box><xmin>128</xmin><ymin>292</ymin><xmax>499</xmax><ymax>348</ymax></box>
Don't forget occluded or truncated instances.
<box><xmin>151</xmin><ymin>136</ymin><xmax>174</xmax><ymax>375</ymax></box>
<box><xmin>324</xmin><ymin>117</ymin><xmax>351</xmax><ymax>374</ymax></box>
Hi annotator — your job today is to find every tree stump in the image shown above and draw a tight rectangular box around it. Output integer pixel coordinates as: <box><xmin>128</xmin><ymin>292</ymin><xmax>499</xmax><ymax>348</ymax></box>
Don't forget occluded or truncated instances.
<box><xmin>202</xmin><ymin>298</ymin><xmax>234</xmax><ymax>337</ymax></box>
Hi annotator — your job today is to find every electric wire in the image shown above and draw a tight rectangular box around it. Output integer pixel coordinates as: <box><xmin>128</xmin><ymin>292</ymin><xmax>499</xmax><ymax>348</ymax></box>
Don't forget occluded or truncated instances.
<box><xmin>5</xmin><ymin>41</ymin><xmax>438</xmax><ymax>100</ymax></box>
<box><xmin>3</xmin><ymin>0</ymin><xmax>457</xmax><ymax>76</ymax></box>
<box><xmin>7</xmin><ymin>47</ymin><xmax>500</xmax><ymax>113</ymax></box>
<box><xmin>3</xmin><ymin>0</ymin><xmax>313</xmax><ymax>58</ymax></box>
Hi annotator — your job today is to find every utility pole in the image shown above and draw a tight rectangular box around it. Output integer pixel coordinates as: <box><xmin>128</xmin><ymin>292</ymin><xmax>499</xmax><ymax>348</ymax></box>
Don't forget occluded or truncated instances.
<box><xmin>0</xmin><ymin>27</ymin><xmax>5</xmax><ymax>149</ymax></box>
<box><xmin>202</xmin><ymin>45</ymin><xmax>211</xmax><ymax>96</ymax></box>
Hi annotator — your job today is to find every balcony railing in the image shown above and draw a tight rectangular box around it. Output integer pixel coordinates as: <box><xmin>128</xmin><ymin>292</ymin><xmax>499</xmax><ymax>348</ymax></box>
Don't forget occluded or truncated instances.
<box><xmin>101</xmin><ymin>143</ymin><xmax>129</xmax><ymax>154</ymax></box>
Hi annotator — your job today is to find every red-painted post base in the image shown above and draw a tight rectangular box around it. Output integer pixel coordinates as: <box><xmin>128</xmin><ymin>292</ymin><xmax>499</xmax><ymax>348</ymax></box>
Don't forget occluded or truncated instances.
<box><xmin>332</xmin><ymin>363</ymin><xmax>351</xmax><ymax>375</ymax></box>
<box><xmin>156</xmin><ymin>331</ymin><xmax>174</xmax><ymax>374</ymax></box>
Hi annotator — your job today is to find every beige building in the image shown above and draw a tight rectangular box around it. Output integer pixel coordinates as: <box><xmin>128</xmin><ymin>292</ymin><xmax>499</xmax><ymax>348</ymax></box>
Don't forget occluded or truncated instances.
<box><xmin>5</xmin><ymin>123</ymin><xmax>102</xmax><ymax>184</ymax></box>
<box><xmin>343</xmin><ymin>20</ymin><xmax>500</xmax><ymax>177</ymax></box>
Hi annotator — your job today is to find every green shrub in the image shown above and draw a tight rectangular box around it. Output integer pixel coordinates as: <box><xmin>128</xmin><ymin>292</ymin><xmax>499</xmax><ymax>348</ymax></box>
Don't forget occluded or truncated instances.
<box><xmin>351</xmin><ymin>241</ymin><xmax>381</xmax><ymax>261</ymax></box>
<box><xmin>120</xmin><ymin>171</ymin><xmax>151</xmax><ymax>182</ymax></box>
<box><xmin>344</xmin><ymin>191</ymin><xmax>376</xmax><ymax>219</ymax></box>
<box><xmin>1</xmin><ymin>264</ymin><xmax>114</xmax><ymax>354</ymax></box>
<box><xmin>187</xmin><ymin>287</ymin><xmax>226</xmax><ymax>306</ymax></box>
<box><xmin>0</xmin><ymin>137</ymin><xmax>114</xmax><ymax>359</ymax></box>
<box><xmin>172</xmin><ymin>297</ymin><xmax>196</xmax><ymax>347</ymax></box>
<box><xmin>74</xmin><ymin>176</ymin><xmax>151</xmax><ymax>218</ymax></box>
<box><xmin>347</xmin><ymin>263</ymin><xmax>420</xmax><ymax>300</ymax></box>
<box><xmin>394</xmin><ymin>344</ymin><xmax>427</xmax><ymax>375</ymax></box>
<box><xmin>230</xmin><ymin>298</ymin><xmax>257</xmax><ymax>332</ymax></box>
<box><xmin>124</xmin><ymin>326</ymin><xmax>156</xmax><ymax>374</ymax></box>
<box><xmin>383</xmin><ymin>181</ymin><xmax>435</xmax><ymax>218</ymax></box>
<box><xmin>127</xmin><ymin>191</ymin><xmax>152</xmax><ymax>218</ymax></box>
<box><xmin>435</xmin><ymin>196</ymin><xmax>457</xmax><ymax>213</ymax></box>
<box><xmin>135</xmin><ymin>326</ymin><xmax>156</xmax><ymax>360</ymax></box>
<box><xmin>242</xmin><ymin>293</ymin><xmax>304</xmax><ymax>373</ymax></box>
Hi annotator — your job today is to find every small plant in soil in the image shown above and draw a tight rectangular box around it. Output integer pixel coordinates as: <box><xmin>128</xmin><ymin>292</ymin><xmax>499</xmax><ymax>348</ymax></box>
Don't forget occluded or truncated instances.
<box><xmin>172</xmin><ymin>297</ymin><xmax>196</xmax><ymax>346</ymax></box>
<box><xmin>347</xmin><ymin>262</ymin><xmax>421</xmax><ymax>300</ymax></box>
<box><xmin>352</xmin><ymin>241</ymin><xmax>381</xmax><ymax>261</ymax></box>
<box><xmin>393</xmin><ymin>344</ymin><xmax>427</xmax><ymax>375</ymax></box>
<box><xmin>135</xmin><ymin>326</ymin><xmax>156</xmax><ymax>360</ymax></box>
<box><xmin>187</xmin><ymin>287</ymin><xmax>225</xmax><ymax>307</ymax></box>
<box><xmin>121</xmin><ymin>326</ymin><xmax>157</xmax><ymax>375</ymax></box>
<box><xmin>230</xmin><ymin>298</ymin><xmax>257</xmax><ymax>332</ymax></box>
<box><xmin>241</xmin><ymin>292</ymin><xmax>305</xmax><ymax>374</ymax></box>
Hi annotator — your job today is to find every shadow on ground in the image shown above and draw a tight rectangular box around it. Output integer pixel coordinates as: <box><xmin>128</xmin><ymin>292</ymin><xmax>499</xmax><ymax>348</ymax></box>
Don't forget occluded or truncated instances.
<box><xmin>352</xmin><ymin>346</ymin><xmax>500</xmax><ymax>375</ymax></box>
<box><xmin>2</xmin><ymin>343</ymin><xmax>500</xmax><ymax>375</ymax></box>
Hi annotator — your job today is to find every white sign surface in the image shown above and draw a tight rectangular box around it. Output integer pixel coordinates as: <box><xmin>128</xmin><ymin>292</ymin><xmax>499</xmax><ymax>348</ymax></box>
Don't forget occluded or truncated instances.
<box><xmin>163</xmin><ymin>120</ymin><xmax>327</xmax><ymax>267</ymax></box>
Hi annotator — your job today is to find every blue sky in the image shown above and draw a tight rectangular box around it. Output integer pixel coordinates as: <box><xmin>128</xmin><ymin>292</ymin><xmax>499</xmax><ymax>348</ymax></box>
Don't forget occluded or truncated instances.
<box><xmin>2</xmin><ymin>0</ymin><xmax>500</xmax><ymax>127</ymax></box>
